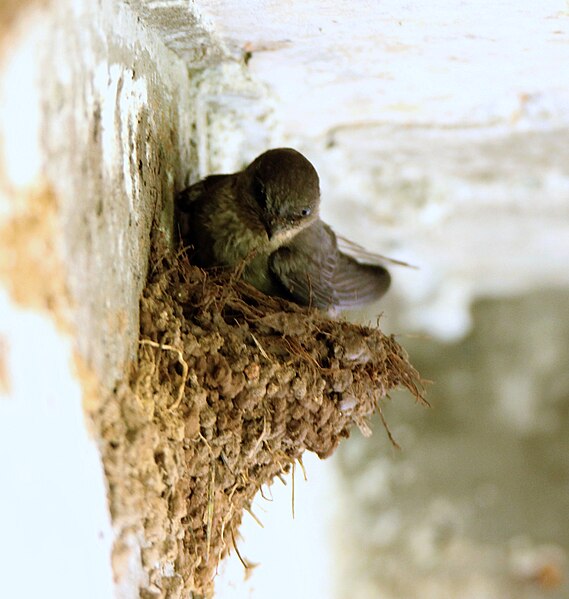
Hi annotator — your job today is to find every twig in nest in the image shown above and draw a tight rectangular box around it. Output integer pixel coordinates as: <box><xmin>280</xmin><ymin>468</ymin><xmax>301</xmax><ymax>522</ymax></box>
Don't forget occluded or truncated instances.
<box><xmin>198</xmin><ymin>432</ymin><xmax>215</xmax><ymax>458</ymax></box>
<box><xmin>231</xmin><ymin>528</ymin><xmax>255</xmax><ymax>572</ymax></box>
<box><xmin>244</xmin><ymin>506</ymin><xmax>265</xmax><ymax>528</ymax></box>
<box><xmin>220</xmin><ymin>451</ymin><xmax>235</xmax><ymax>473</ymax></box>
<box><xmin>139</xmin><ymin>338</ymin><xmax>189</xmax><ymax>410</ymax></box>
<box><xmin>283</xmin><ymin>336</ymin><xmax>321</xmax><ymax>369</ymax></box>
<box><xmin>227</xmin><ymin>295</ymin><xmax>267</xmax><ymax>321</ymax></box>
<box><xmin>297</xmin><ymin>456</ymin><xmax>308</xmax><ymax>482</ymax></box>
<box><xmin>248</xmin><ymin>415</ymin><xmax>269</xmax><ymax>459</ymax></box>
<box><xmin>259</xmin><ymin>485</ymin><xmax>273</xmax><ymax>502</ymax></box>
<box><xmin>250</xmin><ymin>333</ymin><xmax>271</xmax><ymax>361</ymax></box>
<box><xmin>205</xmin><ymin>466</ymin><xmax>215</xmax><ymax>562</ymax></box>
<box><xmin>376</xmin><ymin>400</ymin><xmax>401</xmax><ymax>450</ymax></box>
<box><xmin>218</xmin><ymin>484</ymin><xmax>240</xmax><ymax>564</ymax></box>
<box><xmin>385</xmin><ymin>346</ymin><xmax>429</xmax><ymax>406</ymax></box>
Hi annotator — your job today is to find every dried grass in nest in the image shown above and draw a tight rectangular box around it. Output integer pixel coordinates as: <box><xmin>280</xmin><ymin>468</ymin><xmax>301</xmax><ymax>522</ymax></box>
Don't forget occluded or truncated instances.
<box><xmin>99</xmin><ymin>238</ymin><xmax>426</xmax><ymax>598</ymax></box>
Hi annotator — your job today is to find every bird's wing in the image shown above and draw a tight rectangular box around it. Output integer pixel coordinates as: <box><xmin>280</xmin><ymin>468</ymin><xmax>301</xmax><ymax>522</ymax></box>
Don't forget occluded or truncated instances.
<box><xmin>331</xmin><ymin>253</ymin><xmax>391</xmax><ymax>309</ymax></box>
<box><xmin>336</xmin><ymin>234</ymin><xmax>418</xmax><ymax>269</ymax></box>
<box><xmin>270</xmin><ymin>221</ymin><xmax>339</xmax><ymax>309</ymax></box>
<box><xmin>177</xmin><ymin>174</ymin><xmax>231</xmax><ymax>211</ymax></box>
<box><xmin>176</xmin><ymin>174</ymin><xmax>234</xmax><ymax>259</ymax></box>
<box><xmin>270</xmin><ymin>221</ymin><xmax>391</xmax><ymax>310</ymax></box>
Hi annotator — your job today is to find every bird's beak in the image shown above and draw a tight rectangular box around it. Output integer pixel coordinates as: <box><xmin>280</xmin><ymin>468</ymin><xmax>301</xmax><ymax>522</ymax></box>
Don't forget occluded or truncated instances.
<box><xmin>264</xmin><ymin>217</ymin><xmax>285</xmax><ymax>241</ymax></box>
<box><xmin>263</xmin><ymin>219</ymin><xmax>273</xmax><ymax>239</ymax></box>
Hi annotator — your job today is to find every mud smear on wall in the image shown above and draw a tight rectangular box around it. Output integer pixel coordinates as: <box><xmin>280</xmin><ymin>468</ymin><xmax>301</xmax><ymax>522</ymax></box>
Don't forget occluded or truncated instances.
<box><xmin>98</xmin><ymin>234</ymin><xmax>425</xmax><ymax>597</ymax></box>
<box><xmin>0</xmin><ymin>185</ymin><xmax>71</xmax><ymax>323</ymax></box>
<box><xmin>0</xmin><ymin>0</ymin><xmax>44</xmax><ymax>52</ymax></box>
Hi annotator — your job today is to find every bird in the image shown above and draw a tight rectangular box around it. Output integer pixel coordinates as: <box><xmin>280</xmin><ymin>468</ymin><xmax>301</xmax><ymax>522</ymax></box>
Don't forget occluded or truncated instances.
<box><xmin>176</xmin><ymin>147</ymin><xmax>391</xmax><ymax>310</ymax></box>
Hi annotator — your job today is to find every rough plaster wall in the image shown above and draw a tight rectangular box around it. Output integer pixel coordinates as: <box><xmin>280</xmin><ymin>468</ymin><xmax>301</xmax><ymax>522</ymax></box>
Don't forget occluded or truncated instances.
<box><xmin>319</xmin><ymin>125</ymin><xmax>569</xmax><ymax>338</ymax></box>
<box><xmin>123</xmin><ymin>1</ymin><xmax>281</xmax><ymax>176</ymax></box>
<box><xmin>194</xmin><ymin>0</ymin><xmax>569</xmax><ymax>340</ymax></box>
<box><xmin>1</xmin><ymin>0</ymin><xmax>202</xmax><ymax>391</ymax></box>
<box><xmin>39</xmin><ymin>0</ymin><xmax>197</xmax><ymax>391</ymax></box>
<box><xmin>0</xmin><ymin>0</ymin><xmax>211</xmax><ymax>597</ymax></box>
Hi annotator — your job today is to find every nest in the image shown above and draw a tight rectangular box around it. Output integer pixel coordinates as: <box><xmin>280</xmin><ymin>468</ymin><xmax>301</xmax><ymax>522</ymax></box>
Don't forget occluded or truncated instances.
<box><xmin>97</xmin><ymin>238</ymin><xmax>425</xmax><ymax>598</ymax></box>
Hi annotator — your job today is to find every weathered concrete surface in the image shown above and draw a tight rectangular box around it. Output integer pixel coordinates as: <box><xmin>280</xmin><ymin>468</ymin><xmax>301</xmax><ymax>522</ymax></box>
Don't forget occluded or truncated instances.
<box><xmin>41</xmin><ymin>1</ymin><xmax>197</xmax><ymax>390</ymax></box>
<box><xmin>1</xmin><ymin>0</ymin><xmax>199</xmax><ymax>391</ymax></box>
<box><xmin>191</xmin><ymin>0</ymin><xmax>569</xmax><ymax>339</ymax></box>
<box><xmin>321</xmin><ymin>125</ymin><xmax>569</xmax><ymax>339</ymax></box>
<box><xmin>0</xmin><ymin>1</ymin><xmax>206</xmax><ymax>597</ymax></box>
<box><xmin>197</xmin><ymin>1</ymin><xmax>569</xmax><ymax>132</ymax></box>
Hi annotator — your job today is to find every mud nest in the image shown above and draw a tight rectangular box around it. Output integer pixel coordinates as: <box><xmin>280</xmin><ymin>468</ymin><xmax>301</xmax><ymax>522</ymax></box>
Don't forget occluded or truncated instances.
<box><xmin>98</xmin><ymin>239</ymin><xmax>425</xmax><ymax>598</ymax></box>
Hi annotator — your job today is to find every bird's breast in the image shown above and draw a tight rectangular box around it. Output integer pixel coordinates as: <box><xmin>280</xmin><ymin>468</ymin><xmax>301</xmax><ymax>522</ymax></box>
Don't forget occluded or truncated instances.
<box><xmin>207</xmin><ymin>198</ymin><xmax>268</xmax><ymax>266</ymax></box>
<box><xmin>267</xmin><ymin>227</ymin><xmax>300</xmax><ymax>251</ymax></box>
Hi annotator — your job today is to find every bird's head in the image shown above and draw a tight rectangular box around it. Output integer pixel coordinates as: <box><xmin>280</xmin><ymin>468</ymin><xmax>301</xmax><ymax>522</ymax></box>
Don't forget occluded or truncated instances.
<box><xmin>244</xmin><ymin>148</ymin><xmax>320</xmax><ymax>243</ymax></box>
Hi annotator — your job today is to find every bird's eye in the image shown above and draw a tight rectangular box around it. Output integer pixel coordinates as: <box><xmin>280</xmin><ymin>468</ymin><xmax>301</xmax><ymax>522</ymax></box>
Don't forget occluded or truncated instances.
<box><xmin>300</xmin><ymin>208</ymin><xmax>311</xmax><ymax>217</ymax></box>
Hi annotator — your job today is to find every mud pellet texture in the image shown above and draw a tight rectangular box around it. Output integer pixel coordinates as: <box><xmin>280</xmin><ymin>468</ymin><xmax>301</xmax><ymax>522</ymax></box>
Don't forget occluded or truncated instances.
<box><xmin>96</xmin><ymin>238</ymin><xmax>425</xmax><ymax>598</ymax></box>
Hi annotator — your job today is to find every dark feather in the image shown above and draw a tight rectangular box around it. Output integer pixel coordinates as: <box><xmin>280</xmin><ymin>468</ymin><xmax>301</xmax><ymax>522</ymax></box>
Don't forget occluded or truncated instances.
<box><xmin>177</xmin><ymin>174</ymin><xmax>231</xmax><ymax>211</ymax></box>
<box><xmin>270</xmin><ymin>221</ymin><xmax>391</xmax><ymax>310</ymax></box>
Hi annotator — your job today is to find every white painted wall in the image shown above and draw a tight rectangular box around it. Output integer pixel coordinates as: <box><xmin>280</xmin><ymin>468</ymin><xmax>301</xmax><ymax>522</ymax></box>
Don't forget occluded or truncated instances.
<box><xmin>0</xmin><ymin>1</ymin><xmax>200</xmax><ymax>597</ymax></box>
<box><xmin>195</xmin><ymin>0</ymin><xmax>569</xmax><ymax>339</ymax></box>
